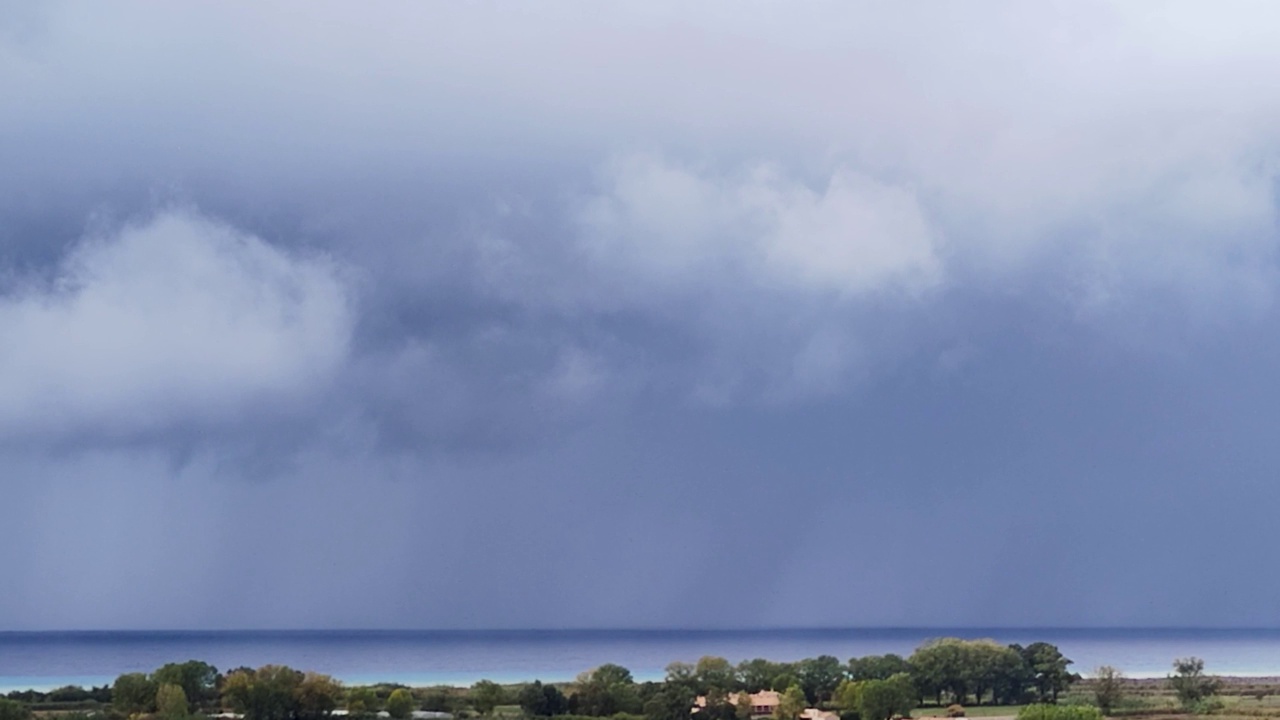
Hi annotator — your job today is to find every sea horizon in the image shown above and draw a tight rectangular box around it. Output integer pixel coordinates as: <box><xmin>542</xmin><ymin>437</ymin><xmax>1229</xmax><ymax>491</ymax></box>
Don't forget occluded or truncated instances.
<box><xmin>6</xmin><ymin>627</ymin><xmax>1280</xmax><ymax>693</ymax></box>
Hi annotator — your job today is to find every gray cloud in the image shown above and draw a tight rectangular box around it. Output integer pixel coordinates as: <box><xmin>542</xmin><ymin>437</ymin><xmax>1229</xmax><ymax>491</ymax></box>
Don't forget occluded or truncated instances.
<box><xmin>3</xmin><ymin>1</ymin><xmax>1280</xmax><ymax>630</ymax></box>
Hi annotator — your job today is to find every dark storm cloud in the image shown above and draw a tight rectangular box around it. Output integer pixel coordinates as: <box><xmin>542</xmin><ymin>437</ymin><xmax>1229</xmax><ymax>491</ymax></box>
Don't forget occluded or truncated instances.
<box><xmin>3</xmin><ymin>1</ymin><xmax>1280</xmax><ymax>630</ymax></box>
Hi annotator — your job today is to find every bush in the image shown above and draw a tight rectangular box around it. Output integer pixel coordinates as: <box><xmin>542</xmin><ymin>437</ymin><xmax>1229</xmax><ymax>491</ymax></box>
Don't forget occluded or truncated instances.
<box><xmin>1190</xmin><ymin>698</ymin><xmax>1224</xmax><ymax>716</ymax></box>
<box><xmin>946</xmin><ymin>706</ymin><xmax>965</xmax><ymax>718</ymax></box>
<box><xmin>0</xmin><ymin>699</ymin><xmax>32</xmax><ymax>720</ymax></box>
<box><xmin>1017</xmin><ymin>705</ymin><xmax>1103</xmax><ymax>720</ymax></box>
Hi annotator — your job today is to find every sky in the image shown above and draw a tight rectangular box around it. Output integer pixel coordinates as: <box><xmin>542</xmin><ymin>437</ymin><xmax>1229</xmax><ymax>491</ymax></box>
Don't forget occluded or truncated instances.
<box><xmin>3</xmin><ymin>1</ymin><xmax>1280</xmax><ymax>631</ymax></box>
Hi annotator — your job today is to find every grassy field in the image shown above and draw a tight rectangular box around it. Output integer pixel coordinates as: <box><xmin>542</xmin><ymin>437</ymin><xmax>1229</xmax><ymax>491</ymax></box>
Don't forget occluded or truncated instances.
<box><xmin>912</xmin><ymin>706</ymin><xmax>1025</xmax><ymax>717</ymax></box>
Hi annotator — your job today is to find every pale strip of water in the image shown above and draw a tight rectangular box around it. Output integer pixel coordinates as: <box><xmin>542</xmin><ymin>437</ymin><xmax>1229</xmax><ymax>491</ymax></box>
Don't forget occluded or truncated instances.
<box><xmin>2</xmin><ymin>629</ymin><xmax>1278</xmax><ymax>693</ymax></box>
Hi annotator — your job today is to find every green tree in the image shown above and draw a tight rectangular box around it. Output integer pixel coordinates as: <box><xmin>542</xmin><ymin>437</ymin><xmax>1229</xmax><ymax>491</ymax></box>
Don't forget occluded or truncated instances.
<box><xmin>734</xmin><ymin>691</ymin><xmax>754</xmax><ymax>720</ymax></box>
<box><xmin>471</xmin><ymin>680</ymin><xmax>506</xmax><ymax>716</ymax></box>
<box><xmin>696</xmin><ymin>657</ymin><xmax>738</xmax><ymax>694</ymax></box>
<box><xmin>1020</xmin><ymin>644</ymin><xmax>1075</xmax><ymax>704</ymax></box>
<box><xmin>347</xmin><ymin>687</ymin><xmax>380</xmax><ymax>719</ymax></box>
<box><xmin>157</xmin><ymin>683</ymin><xmax>190</xmax><ymax>720</ymax></box>
<box><xmin>113</xmin><ymin>673</ymin><xmax>158</xmax><ymax>716</ymax></box>
<box><xmin>857</xmin><ymin>675</ymin><xmax>916</xmax><ymax>720</ymax></box>
<box><xmin>835</xmin><ymin>680</ymin><xmax>863</xmax><ymax>715</ymax></box>
<box><xmin>517</xmin><ymin>681</ymin><xmax>568</xmax><ymax>717</ymax></box>
<box><xmin>1168</xmin><ymin>658</ymin><xmax>1220</xmax><ymax>711</ymax></box>
<box><xmin>775</xmin><ymin>685</ymin><xmax>807</xmax><ymax>720</ymax></box>
<box><xmin>909</xmin><ymin>639</ymin><xmax>969</xmax><ymax>705</ymax></box>
<box><xmin>849</xmin><ymin>656</ymin><xmax>911</xmax><ymax>683</ymax></box>
<box><xmin>295</xmin><ymin>673</ymin><xmax>342</xmax><ymax>720</ymax></box>
<box><xmin>1092</xmin><ymin>667</ymin><xmax>1123</xmax><ymax>715</ymax></box>
<box><xmin>666</xmin><ymin>663</ymin><xmax>697</xmax><ymax>693</ymax></box>
<box><xmin>222</xmin><ymin>666</ymin><xmax>304</xmax><ymax>720</ymax></box>
<box><xmin>736</xmin><ymin>660</ymin><xmax>781</xmax><ymax>693</ymax></box>
<box><xmin>642</xmin><ymin>685</ymin><xmax>694</xmax><ymax>720</ymax></box>
<box><xmin>797</xmin><ymin>656</ymin><xmax>845</xmax><ymax>705</ymax></box>
<box><xmin>387</xmin><ymin>689</ymin><xmax>416</xmax><ymax>720</ymax></box>
<box><xmin>153</xmin><ymin>661</ymin><xmax>219</xmax><ymax>710</ymax></box>
<box><xmin>573</xmin><ymin>664</ymin><xmax>641</xmax><ymax>716</ymax></box>
<box><xmin>0</xmin><ymin>699</ymin><xmax>32</xmax><ymax>720</ymax></box>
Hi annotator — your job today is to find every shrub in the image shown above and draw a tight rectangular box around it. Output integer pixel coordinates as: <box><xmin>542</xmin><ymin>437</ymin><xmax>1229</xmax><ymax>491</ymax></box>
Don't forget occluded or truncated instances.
<box><xmin>1017</xmin><ymin>704</ymin><xmax>1103</xmax><ymax>720</ymax></box>
<box><xmin>946</xmin><ymin>706</ymin><xmax>965</xmax><ymax>718</ymax></box>
<box><xmin>0</xmin><ymin>699</ymin><xmax>32</xmax><ymax>720</ymax></box>
<box><xmin>387</xmin><ymin>689</ymin><xmax>416</xmax><ymax>720</ymax></box>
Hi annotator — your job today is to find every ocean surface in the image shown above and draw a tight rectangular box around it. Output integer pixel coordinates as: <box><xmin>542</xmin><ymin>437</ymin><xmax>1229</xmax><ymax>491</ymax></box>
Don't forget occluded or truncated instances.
<box><xmin>3</xmin><ymin>629</ymin><xmax>1280</xmax><ymax>693</ymax></box>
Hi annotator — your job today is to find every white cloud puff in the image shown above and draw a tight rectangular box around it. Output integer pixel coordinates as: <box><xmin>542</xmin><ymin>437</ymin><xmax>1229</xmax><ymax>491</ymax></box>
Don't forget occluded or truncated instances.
<box><xmin>0</xmin><ymin>210</ymin><xmax>353</xmax><ymax>437</ymax></box>
<box><xmin>578</xmin><ymin>156</ymin><xmax>942</xmax><ymax>300</ymax></box>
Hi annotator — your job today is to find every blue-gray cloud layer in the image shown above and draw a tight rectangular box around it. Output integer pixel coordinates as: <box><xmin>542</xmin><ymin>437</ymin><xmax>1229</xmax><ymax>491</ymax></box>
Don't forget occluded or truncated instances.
<box><xmin>3</xmin><ymin>1</ymin><xmax>1280</xmax><ymax>630</ymax></box>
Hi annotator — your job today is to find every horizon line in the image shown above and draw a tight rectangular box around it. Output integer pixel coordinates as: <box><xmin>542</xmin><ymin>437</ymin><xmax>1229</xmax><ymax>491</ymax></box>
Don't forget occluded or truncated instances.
<box><xmin>7</xmin><ymin>626</ymin><xmax>1280</xmax><ymax>634</ymax></box>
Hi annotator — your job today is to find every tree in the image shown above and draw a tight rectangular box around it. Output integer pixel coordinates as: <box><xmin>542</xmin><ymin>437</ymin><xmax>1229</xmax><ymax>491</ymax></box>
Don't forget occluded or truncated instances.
<box><xmin>572</xmin><ymin>664</ymin><xmax>641</xmax><ymax>716</ymax></box>
<box><xmin>1169</xmin><ymin>658</ymin><xmax>1220</xmax><ymax>711</ymax></box>
<box><xmin>849</xmin><ymin>656</ymin><xmax>912</xmax><ymax>683</ymax></box>
<box><xmin>1092</xmin><ymin>667</ymin><xmax>1124</xmax><ymax>715</ymax></box>
<box><xmin>517</xmin><ymin>681</ymin><xmax>568</xmax><ymax>717</ymax></box>
<box><xmin>696</xmin><ymin>657</ymin><xmax>738</xmax><ymax>694</ymax></box>
<box><xmin>157</xmin><ymin>684</ymin><xmax>190</xmax><ymax>720</ymax></box>
<box><xmin>1020</xmin><ymin>644</ymin><xmax>1075</xmax><ymax>704</ymax></box>
<box><xmin>387</xmin><ymin>689</ymin><xmax>416</xmax><ymax>720</ymax></box>
<box><xmin>642</xmin><ymin>685</ymin><xmax>694</xmax><ymax>720</ymax></box>
<box><xmin>967</xmin><ymin>642</ymin><xmax>1024</xmax><ymax>706</ymax></box>
<box><xmin>798</xmin><ymin>656</ymin><xmax>845</xmax><ymax>705</ymax></box>
<box><xmin>472</xmin><ymin>681</ymin><xmax>506</xmax><ymax>716</ymax></box>
<box><xmin>154</xmin><ymin>661</ymin><xmax>219</xmax><ymax>710</ymax></box>
<box><xmin>295</xmin><ymin>673</ymin><xmax>342</xmax><ymax>720</ymax></box>
<box><xmin>835</xmin><ymin>680</ymin><xmax>863</xmax><ymax>715</ymax></box>
<box><xmin>666</xmin><ymin>663</ymin><xmax>697</xmax><ymax>693</ymax></box>
<box><xmin>734</xmin><ymin>691</ymin><xmax>754</xmax><ymax>720</ymax></box>
<box><xmin>347</xmin><ymin>687</ymin><xmax>380</xmax><ymax>719</ymax></box>
<box><xmin>736</xmin><ymin>660</ymin><xmax>781</xmax><ymax>693</ymax></box>
<box><xmin>775</xmin><ymin>685</ymin><xmax>808</xmax><ymax>720</ymax></box>
<box><xmin>114</xmin><ymin>673</ymin><xmax>158</xmax><ymax>716</ymax></box>
<box><xmin>909</xmin><ymin>639</ymin><xmax>969</xmax><ymax>705</ymax></box>
<box><xmin>857</xmin><ymin>675</ymin><xmax>916</xmax><ymax>720</ymax></box>
<box><xmin>222</xmin><ymin>666</ymin><xmax>304</xmax><ymax>720</ymax></box>
<box><xmin>0</xmin><ymin>699</ymin><xmax>32</xmax><ymax>720</ymax></box>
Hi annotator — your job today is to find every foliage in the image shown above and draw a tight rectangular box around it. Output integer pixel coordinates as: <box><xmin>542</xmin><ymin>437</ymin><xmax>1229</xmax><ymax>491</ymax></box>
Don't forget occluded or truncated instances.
<box><xmin>1091</xmin><ymin>667</ymin><xmax>1123</xmax><ymax>715</ymax></box>
<box><xmin>856</xmin><ymin>674</ymin><xmax>916</xmax><ymax>720</ymax></box>
<box><xmin>572</xmin><ymin>666</ymin><xmax>641</xmax><ymax>716</ymax></box>
<box><xmin>835</xmin><ymin>680</ymin><xmax>863</xmax><ymax>714</ymax></box>
<box><xmin>386</xmin><ymin>689</ymin><xmax>416</xmax><ymax>720</ymax></box>
<box><xmin>113</xmin><ymin>673</ymin><xmax>158</xmax><ymax>715</ymax></box>
<box><xmin>518</xmin><ymin>681</ymin><xmax>569</xmax><ymax>717</ymax></box>
<box><xmin>733</xmin><ymin>691</ymin><xmax>753</xmax><ymax>720</ymax></box>
<box><xmin>222</xmin><ymin>666</ymin><xmax>305</xmax><ymax>720</ymax></box>
<box><xmin>1016</xmin><ymin>705</ymin><xmax>1102</xmax><ymax>720</ymax></box>
<box><xmin>798</xmin><ymin>656</ymin><xmax>845</xmax><ymax>704</ymax></box>
<box><xmin>1168</xmin><ymin>657</ymin><xmax>1221</xmax><ymax>711</ymax></box>
<box><xmin>775</xmin><ymin>685</ymin><xmax>807</xmax><ymax>720</ymax></box>
<box><xmin>347</xmin><ymin>687</ymin><xmax>379</xmax><ymax>718</ymax></box>
<box><xmin>736</xmin><ymin>660</ymin><xmax>785</xmax><ymax>693</ymax></box>
<box><xmin>157</xmin><ymin>683</ymin><xmax>190</xmax><ymax>719</ymax></box>
<box><xmin>471</xmin><ymin>680</ymin><xmax>507</xmax><ymax>716</ymax></box>
<box><xmin>641</xmin><ymin>685</ymin><xmax>692</xmax><ymax>720</ymax></box>
<box><xmin>0</xmin><ymin>699</ymin><xmax>32</xmax><ymax>720</ymax></box>
<box><xmin>695</xmin><ymin>658</ymin><xmax>737</xmax><ymax>694</ymax></box>
<box><xmin>154</xmin><ymin>661</ymin><xmax>219</xmax><ymax>710</ymax></box>
<box><xmin>295</xmin><ymin>673</ymin><xmax>342</xmax><ymax>720</ymax></box>
<box><xmin>848</xmin><ymin>657</ymin><xmax>912</xmax><ymax>684</ymax></box>
<box><xmin>1018</xmin><ymin>644</ymin><xmax>1076</xmax><ymax>704</ymax></box>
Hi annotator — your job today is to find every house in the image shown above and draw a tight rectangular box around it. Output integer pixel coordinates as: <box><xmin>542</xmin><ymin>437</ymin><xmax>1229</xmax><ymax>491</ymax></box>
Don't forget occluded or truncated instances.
<box><xmin>694</xmin><ymin>690</ymin><xmax>781</xmax><ymax>718</ymax></box>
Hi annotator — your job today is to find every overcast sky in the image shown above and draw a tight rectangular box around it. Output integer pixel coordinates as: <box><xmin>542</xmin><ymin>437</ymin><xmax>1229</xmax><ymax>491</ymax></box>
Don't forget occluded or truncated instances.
<box><xmin>4</xmin><ymin>1</ymin><xmax>1280</xmax><ymax>630</ymax></box>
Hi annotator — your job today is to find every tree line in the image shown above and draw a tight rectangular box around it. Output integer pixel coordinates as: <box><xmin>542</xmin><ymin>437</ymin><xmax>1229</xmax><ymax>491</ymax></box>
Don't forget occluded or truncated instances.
<box><xmin>7</xmin><ymin>639</ymin><xmax>1235</xmax><ymax>720</ymax></box>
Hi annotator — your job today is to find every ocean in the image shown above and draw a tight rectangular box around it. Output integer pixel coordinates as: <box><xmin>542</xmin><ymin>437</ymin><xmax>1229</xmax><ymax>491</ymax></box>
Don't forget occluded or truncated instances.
<box><xmin>3</xmin><ymin>629</ymin><xmax>1279</xmax><ymax>693</ymax></box>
